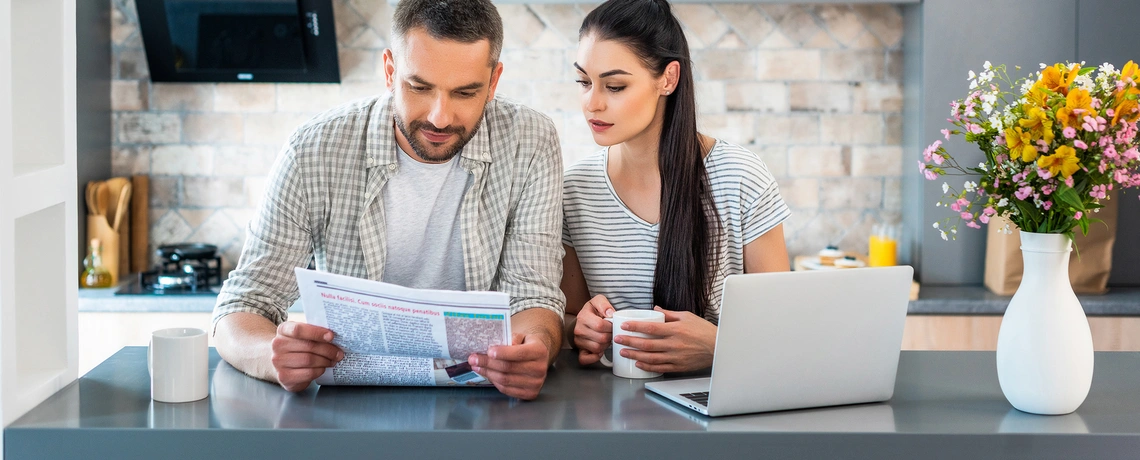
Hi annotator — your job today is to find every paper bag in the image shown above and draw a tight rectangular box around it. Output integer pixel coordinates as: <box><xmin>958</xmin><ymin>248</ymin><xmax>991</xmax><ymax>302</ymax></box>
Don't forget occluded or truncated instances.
<box><xmin>984</xmin><ymin>192</ymin><xmax>1119</xmax><ymax>295</ymax></box>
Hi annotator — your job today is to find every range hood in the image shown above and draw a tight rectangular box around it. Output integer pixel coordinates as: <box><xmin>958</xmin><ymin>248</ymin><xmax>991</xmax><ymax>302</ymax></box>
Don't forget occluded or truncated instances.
<box><xmin>137</xmin><ymin>0</ymin><xmax>340</xmax><ymax>83</ymax></box>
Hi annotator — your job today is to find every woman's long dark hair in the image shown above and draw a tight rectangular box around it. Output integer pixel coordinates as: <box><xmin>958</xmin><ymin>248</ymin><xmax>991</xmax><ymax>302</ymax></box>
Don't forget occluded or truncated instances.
<box><xmin>581</xmin><ymin>0</ymin><xmax>721</xmax><ymax>318</ymax></box>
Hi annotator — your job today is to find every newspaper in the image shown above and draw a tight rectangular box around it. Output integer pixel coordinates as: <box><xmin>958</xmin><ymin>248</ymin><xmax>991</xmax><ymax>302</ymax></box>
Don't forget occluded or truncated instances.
<box><xmin>294</xmin><ymin>268</ymin><xmax>511</xmax><ymax>387</ymax></box>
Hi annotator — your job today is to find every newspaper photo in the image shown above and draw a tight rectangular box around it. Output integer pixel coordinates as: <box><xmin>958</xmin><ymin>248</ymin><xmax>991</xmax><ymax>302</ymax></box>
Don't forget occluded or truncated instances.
<box><xmin>295</xmin><ymin>268</ymin><xmax>511</xmax><ymax>387</ymax></box>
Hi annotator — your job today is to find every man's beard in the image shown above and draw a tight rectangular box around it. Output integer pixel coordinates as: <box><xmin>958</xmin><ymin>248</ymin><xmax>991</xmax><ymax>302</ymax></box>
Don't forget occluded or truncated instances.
<box><xmin>394</xmin><ymin>114</ymin><xmax>482</xmax><ymax>163</ymax></box>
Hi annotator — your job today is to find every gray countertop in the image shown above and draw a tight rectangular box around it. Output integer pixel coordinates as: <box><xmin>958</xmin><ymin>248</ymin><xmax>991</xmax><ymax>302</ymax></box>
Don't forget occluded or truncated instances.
<box><xmin>910</xmin><ymin>285</ymin><xmax>1140</xmax><ymax>315</ymax></box>
<box><xmin>80</xmin><ymin>283</ymin><xmax>1140</xmax><ymax>316</ymax></box>
<box><xmin>6</xmin><ymin>348</ymin><xmax>1140</xmax><ymax>459</ymax></box>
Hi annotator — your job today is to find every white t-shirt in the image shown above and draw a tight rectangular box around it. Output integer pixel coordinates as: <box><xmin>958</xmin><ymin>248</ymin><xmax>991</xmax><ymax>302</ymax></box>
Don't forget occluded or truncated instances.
<box><xmin>562</xmin><ymin>140</ymin><xmax>790</xmax><ymax>323</ymax></box>
<box><xmin>380</xmin><ymin>146</ymin><xmax>469</xmax><ymax>290</ymax></box>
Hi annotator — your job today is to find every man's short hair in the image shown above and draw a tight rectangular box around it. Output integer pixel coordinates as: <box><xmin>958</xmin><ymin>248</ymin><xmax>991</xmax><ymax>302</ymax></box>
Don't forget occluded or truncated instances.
<box><xmin>391</xmin><ymin>0</ymin><xmax>504</xmax><ymax>65</ymax></box>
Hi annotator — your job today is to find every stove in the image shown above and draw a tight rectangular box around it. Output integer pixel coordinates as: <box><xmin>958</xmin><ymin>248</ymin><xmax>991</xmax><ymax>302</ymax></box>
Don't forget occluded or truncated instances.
<box><xmin>115</xmin><ymin>244</ymin><xmax>224</xmax><ymax>296</ymax></box>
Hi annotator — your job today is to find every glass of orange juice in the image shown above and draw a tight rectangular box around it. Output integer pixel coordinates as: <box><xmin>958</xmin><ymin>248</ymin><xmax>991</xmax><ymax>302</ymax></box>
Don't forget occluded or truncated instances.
<box><xmin>869</xmin><ymin>224</ymin><xmax>898</xmax><ymax>267</ymax></box>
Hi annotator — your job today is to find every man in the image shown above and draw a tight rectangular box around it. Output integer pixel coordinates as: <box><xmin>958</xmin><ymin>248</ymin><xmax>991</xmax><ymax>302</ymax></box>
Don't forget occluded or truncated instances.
<box><xmin>212</xmin><ymin>0</ymin><xmax>564</xmax><ymax>401</ymax></box>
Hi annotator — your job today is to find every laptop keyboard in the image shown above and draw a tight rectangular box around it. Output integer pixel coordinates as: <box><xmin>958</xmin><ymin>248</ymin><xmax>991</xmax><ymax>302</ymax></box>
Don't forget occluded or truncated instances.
<box><xmin>680</xmin><ymin>391</ymin><xmax>710</xmax><ymax>407</ymax></box>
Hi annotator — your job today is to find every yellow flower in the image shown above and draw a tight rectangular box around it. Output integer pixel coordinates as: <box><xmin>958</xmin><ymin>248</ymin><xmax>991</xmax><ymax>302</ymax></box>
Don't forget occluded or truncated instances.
<box><xmin>1037</xmin><ymin>145</ymin><xmax>1080</xmax><ymax>178</ymax></box>
<box><xmin>1026</xmin><ymin>87</ymin><xmax>1050</xmax><ymax>108</ymax></box>
<box><xmin>1112</xmin><ymin>94</ymin><xmax>1140</xmax><ymax>126</ymax></box>
<box><xmin>1121</xmin><ymin>60</ymin><xmax>1138</xmax><ymax>83</ymax></box>
<box><xmin>1057</xmin><ymin>88</ymin><xmax>1094</xmax><ymax>130</ymax></box>
<box><xmin>1111</xmin><ymin>61</ymin><xmax>1140</xmax><ymax>126</ymax></box>
<box><xmin>1005</xmin><ymin>126</ymin><xmax>1038</xmax><ymax>162</ymax></box>
<box><xmin>1032</xmin><ymin>63</ymin><xmax>1079</xmax><ymax>96</ymax></box>
<box><xmin>1019</xmin><ymin>106</ymin><xmax>1055</xmax><ymax>145</ymax></box>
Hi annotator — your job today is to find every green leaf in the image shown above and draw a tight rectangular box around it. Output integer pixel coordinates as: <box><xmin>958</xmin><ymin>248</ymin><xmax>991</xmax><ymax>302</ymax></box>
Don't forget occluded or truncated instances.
<box><xmin>1079</xmin><ymin>66</ymin><xmax>1096</xmax><ymax>76</ymax></box>
<box><xmin>1013</xmin><ymin>198</ymin><xmax>1042</xmax><ymax>223</ymax></box>
<box><xmin>1054</xmin><ymin>186</ymin><xmax>1086</xmax><ymax>212</ymax></box>
<box><xmin>1078</xmin><ymin>217</ymin><xmax>1090</xmax><ymax>236</ymax></box>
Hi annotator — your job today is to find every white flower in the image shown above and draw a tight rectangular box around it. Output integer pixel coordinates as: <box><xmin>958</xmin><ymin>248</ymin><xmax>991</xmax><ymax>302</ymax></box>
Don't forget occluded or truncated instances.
<box><xmin>997</xmin><ymin>198</ymin><xmax>1009</xmax><ymax>207</ymax></box>
<box><xmin>988</xmin><ymin>116</ymin><xmax>1003</xmax><ymax>131</ymax></box>
<box><xmin>1039</xmin><ymin>63</ymin><xmax>1047</xmax><ymax>69</ymax></box>
<box><xmin>1099</xmin><ymin>62</ymin><xmax>1116</xmax><ymax>75</ymax></box>
<box><xmin>951</xmin><ymin>228</ymin><xmax>958</xmax><ymax>234</ymax></box>
<box><xmin>964</xmin><ymin>181</ymin><xmax>978</xmax><ymax>193</ymax></box>
<box><xmin>984</xmin><ymin>61</ymin><xmax>992</xmax><ymax>70</ymax></box>
<box><xmin>969</xmin><ymin>80</ymin><xmax>979</xmax><ymax>89</ymax></box>
<box><xmin>968</xmin><ymin>70</ymin><xmax>977</xmax><ymax>80</ymax></box>
<box><xmin>941</xmin><ymin>230</ymin><xmax>949</xmax><ymax>241</ymax></box>
<box><xmin>942</xmin><ymin>182</ymin><xmax>950</xmax><ymax>193</ymax></box>
<box><xmin>982</xmin><ymin>102</ymin><xmax>994</xmax><ymax>114</ymax></box>
<box><xmin>933</xmin><ymin>222</ymin><xmax>940</xmax><ymax>229</ymax></box>
<box><xmin>1075</xmin><ymin>75</ymin><xmax>1094</xmax><ymax>91</ymax></box>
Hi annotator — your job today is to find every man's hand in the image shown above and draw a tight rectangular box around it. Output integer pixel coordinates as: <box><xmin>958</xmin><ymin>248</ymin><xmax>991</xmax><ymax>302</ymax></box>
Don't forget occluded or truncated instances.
<box><xmin>615</xmin><ymin>306</ymin><xmax>717</xmax><ymax>373</ymax></box>
<box><xmin>271</xmin><ymin>321</ymin><xmax>344</xmax><ymax>392</ymax></box>
<box><xmin>573</xmin><ymin>295</ymin><xmax>615</xmax><ymax>365</ymax></box>
<box><xmin>469</xmin><ymin>333</ymin><xmax>550</xmax><ymax>400</ymax></box>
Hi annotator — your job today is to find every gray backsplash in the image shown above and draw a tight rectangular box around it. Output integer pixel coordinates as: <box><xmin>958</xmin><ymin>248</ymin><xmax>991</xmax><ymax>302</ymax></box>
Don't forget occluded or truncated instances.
<box><xmin>110</xmin><ymin>0</ymin><xmax>904</xmax><ymax>271</ymax></box>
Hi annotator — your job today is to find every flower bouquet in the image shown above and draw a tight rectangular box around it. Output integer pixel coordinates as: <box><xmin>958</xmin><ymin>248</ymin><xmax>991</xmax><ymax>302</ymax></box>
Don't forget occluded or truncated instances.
<box><xmin>920</xmin><ymin>61</ymin><xmax>1140</xmax><ymax>240</ymax></box>
<box><xmin>919</xmin><ymin>60</ymin><xmax>1140</xmax><ymax>415</ymax></box>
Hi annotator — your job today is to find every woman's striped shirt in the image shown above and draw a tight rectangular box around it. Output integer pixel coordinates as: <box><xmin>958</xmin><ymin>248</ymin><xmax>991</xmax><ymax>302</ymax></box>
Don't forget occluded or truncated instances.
<box><xmin>562</xmin><ymin>139</ymin><xmax>791</xmax><ymax>324</ymax></box>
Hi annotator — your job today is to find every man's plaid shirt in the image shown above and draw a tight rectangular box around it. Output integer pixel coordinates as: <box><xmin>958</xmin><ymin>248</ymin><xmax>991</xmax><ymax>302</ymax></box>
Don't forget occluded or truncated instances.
<box><xmin>212</xmin><ymin>92</ymin><xmax>566</xmax><ymax>328</ymax></box>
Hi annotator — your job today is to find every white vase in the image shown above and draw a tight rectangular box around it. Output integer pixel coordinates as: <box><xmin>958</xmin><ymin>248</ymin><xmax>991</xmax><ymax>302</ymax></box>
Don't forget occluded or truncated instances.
<box><xmin>996</xmin><ymin>231</ymin><xmax>1094</xmax><ymax>415</ymax></box>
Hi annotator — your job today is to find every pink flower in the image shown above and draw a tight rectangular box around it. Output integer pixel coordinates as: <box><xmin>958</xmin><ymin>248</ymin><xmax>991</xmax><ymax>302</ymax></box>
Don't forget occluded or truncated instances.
<box><xmin>1063</xmin><ymin>127</ymin><xmax>1077</xmax><ymax>139</ymax></box>
<box><xmin>1105</xmin><ymin>144</ymin><xmax>1119</xmax><ymax>160</ymax></box>
<box><xmin>1074</xmin><ymin>211</ymin><xmax>1084</xmax><ymax>220</ymax></box>
<box><xmin>956</xmin><ymin>198</ymin><xmax>970</xmax><ymax>208</ymax></box>
<box><xmin>941</xmin><ymin>129</ymin><xmax>951</xmax><ymax>140</ymax></box>
<box><xmin>1074</xmin><ymin>140</ymin><xmax>1088</xmax><ymax>149</ymax></box>
<box><xmin>979</xmin><ymin>214</ymin><xmax>991</xmax><ymax>224</ymax></box>
<box><xmin>951</xmin><ymin>203</ymin><xmax>961</xmax><ymax>212</ymax></box>
<box><xmin>967</xmin><ymin>123</ymin><xmax>984</xmax><ymax>134</ymax></box>
<box><xmin>1015</xmin><ymin>186</ymin><xmax>1033</xmax><ymax>201</ymax></box>
<box><xmin>1124</xmin><ymin>147</ymin><xmax>1140</xmax><ymax>161</ymax></box>
<box><xmin>960</xmin><ymin>211</ymin><xmax>973</xmax><ymax>220</ymax></box>
<box><xmin>983</xmin><ymin>207</ymin><xmax>997</xmax><ymax>216</ymax></box>
<box><xmin>933</xmin><ymin>153</ymin><xmax>945</xmax><ymax>165</ymax></box>
<box><xmin>967</xmin><ymin>221</ymin><xmax>982</xmax><ymax>229</ymax></box>
<box><xmin>1043</xmin><ymin>201</ymin><xmax>1053</xmax><ymax>210</ymax></box>
<box><xmin>996</xmin><ymin>154</ymin><xmax>1009</xmax><ymax>163</ymax></box>
<box><xmin>1041</xmin><ymin>184</ymin><xmax>1055</xmax><ymax>195</ymax></box>
<box><xmin>1115</xmin><ymin>169</ymin><xmax>1130</xmax><ymax>185</ymax></box>
<box><xmin>1091</xmin><ymin>184</ymin><xmax>1108</xmax><ymax>199</ymax></box>
<box><xmin>1064</xmin><ymin>176</ymin><xmax>1075</xmax><ymax>187</ymax></box>
<box><xmin>1083</xmin><ymin>115</ymin><xmax>1108</xmax><ymax>132</ymax></box>
<box><xmin>1092</xmin><ymin>97</ymin><xmax>1102</xmax><ymax>109</ymax></box>
<box><xmin>922</xmin><ymin>140</ymin><xmax>941</xmax><ymax>162</ymax></box>
<box><xmin>1037</xmin><ymin>168</ymin><xmax>1053</xmax><ymax>180</ymax></box>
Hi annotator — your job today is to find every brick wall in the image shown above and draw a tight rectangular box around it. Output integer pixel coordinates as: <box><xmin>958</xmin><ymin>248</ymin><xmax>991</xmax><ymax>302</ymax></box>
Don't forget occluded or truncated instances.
<box><xmin>110</xmin><ymin>0</ymin><xmax>904</xmax><ymax>271</ymax></box>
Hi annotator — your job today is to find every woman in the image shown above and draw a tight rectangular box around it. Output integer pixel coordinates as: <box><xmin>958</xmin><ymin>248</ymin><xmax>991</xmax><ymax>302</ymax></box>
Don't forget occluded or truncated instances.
<box><xmin>562</xmin><ymin>0</ymin><xmax>792</xmax><ymax>373</ymax></box>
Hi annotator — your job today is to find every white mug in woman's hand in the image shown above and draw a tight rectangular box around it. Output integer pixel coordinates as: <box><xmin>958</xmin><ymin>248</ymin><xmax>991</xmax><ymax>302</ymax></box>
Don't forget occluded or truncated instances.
<box><xmin>599</xmin><ymin>309</ymin><xmax>665</xmax><ymax>379</ymax></box>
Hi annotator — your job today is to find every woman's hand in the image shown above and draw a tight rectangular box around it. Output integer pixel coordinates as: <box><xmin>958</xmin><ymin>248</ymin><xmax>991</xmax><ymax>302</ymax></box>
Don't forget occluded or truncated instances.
<box><xmin>615</xmin><ymin>306</ymin><xmax>717</xmax><ymax>373</ymax></box>
<box><xmin>574</xmin><ymin>295</ymin><xmax>616</xmax><ymax>365</ymax></box>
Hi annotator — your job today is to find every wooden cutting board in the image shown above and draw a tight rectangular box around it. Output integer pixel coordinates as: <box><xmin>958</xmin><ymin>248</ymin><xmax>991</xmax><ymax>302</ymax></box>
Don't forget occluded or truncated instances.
<box><xmin>130</xmin><ymin>175</ymin><xmax>149</xmax><ymax>273</ymax></box>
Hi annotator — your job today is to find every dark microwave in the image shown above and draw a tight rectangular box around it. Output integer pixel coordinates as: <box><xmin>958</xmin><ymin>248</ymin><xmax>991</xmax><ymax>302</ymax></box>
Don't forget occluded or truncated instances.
<box><xmin>137</xmin><ymin>0</ymin><xmax>340</xmax><ymax>83</ymax></box>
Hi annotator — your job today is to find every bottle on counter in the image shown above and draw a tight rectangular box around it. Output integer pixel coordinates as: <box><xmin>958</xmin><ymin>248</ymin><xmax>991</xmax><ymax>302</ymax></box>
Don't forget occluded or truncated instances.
<box><xmin>81</xmin><ymin>238</ymin><xmax>115</xmax><ymax>288</ymax></box>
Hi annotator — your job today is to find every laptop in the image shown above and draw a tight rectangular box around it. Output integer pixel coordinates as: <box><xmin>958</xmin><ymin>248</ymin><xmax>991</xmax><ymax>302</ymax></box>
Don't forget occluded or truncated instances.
<box><xmin>644</xmin><ymin>266</ymin><xmax>914</xmax><ymax>417</ymax></box>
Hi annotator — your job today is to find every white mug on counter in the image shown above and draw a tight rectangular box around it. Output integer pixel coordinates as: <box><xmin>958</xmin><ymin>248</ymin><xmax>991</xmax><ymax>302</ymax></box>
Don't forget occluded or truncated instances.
<box><xmin>149</xmin><ymin>327</ymin><xmax>209</xmax><ymax>403</ymax></box>
<box><xmin>600</xmin><ymin>309</ymin><xmax>665</xmax><ymax>379</ymax></box>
